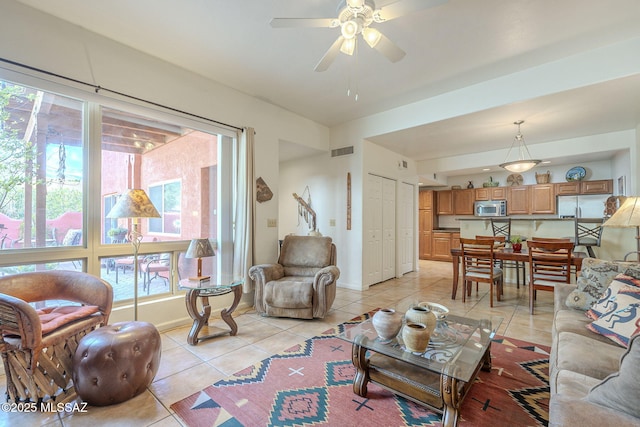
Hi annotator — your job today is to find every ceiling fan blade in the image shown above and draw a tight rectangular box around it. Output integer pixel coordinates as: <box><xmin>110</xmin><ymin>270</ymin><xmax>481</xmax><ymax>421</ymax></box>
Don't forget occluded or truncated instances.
<box><xmin>377</xmin><ymin>0</ymin><xmax>447</xmax><ymax>22</ymax></box>
<box><xmin>314</xmin><ymin>36</ymin><xmax>344</xmax><ymax>72</ymax></box>
<box><xmin>270</xmin><ymin>18</ymin><xmax>335</xmax><ymax>28</ymax></box>
<box><xmin>373</xmin><ymin>33</ymin><xmax>406</xmax><ymax>63</ymax></box>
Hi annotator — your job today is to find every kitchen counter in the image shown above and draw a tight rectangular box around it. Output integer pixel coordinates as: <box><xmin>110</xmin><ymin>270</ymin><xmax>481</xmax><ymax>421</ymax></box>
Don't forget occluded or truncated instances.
<box><xmin>432</xmin><ymin>228</ymin><xmax>460</xmax><ymax>233</ymax></box>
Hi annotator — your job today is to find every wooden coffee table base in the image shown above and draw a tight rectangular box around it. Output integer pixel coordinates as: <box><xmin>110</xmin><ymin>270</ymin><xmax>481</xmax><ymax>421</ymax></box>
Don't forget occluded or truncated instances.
<box><xmin>352</xmin><ymin>338</ymin><xmax>492</xmax><ymax>427</ymax></box>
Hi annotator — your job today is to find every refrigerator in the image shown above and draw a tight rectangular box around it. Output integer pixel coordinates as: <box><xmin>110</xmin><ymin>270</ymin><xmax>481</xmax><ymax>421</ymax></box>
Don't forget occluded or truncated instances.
<box><xmin>557</xmin><ymin>195</ymin><xmax>608</xmax><ymax>218</ymax></box>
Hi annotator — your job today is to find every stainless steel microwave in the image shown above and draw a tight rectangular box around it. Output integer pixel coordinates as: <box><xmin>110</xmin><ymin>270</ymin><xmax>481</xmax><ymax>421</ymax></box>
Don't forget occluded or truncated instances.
<box><xmin>474</xmin><ymin>200</ymin><xmax>507</xmax><ymax>217</ymax></box>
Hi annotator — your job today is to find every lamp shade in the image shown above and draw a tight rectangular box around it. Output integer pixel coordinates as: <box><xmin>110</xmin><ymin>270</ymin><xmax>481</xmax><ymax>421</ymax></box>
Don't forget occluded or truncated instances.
<box><xmin>106</xmin><ymin>189</ymin><xmax>160</xmax><ymax>219</ymax></box>
<box><xmin>185</xmin><ymin>239</ymin><xmax>215</xmax><ymax>259</ymax></box>
<box><xmin>603</xmin><ymin>197</ymin><xmax>640</xmax><ymax>227</ymax></box>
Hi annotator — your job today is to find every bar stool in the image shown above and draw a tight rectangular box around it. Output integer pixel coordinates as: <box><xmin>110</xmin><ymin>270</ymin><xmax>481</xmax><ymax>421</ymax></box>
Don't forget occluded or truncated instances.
<box><xmin>573</xmin><ymin>218</ymin><xmax>604</xmax><ymax>258</ymax></box>
<box><xmin>491</xmin><ymin>218</ymin><xmax>526</xmax><ymax>288</ymax></box>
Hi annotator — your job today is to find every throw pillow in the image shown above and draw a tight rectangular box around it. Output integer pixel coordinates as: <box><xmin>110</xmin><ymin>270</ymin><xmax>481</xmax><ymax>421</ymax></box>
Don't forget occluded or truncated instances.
<box><xmin>585</xmin><ymin>334</ymin><xmax>640</xmax><ymax>419</ymax></box>
<box><xmin>566</xmin><ymin>258</ymin><xmax>640</xmax><ymax>310</ymax></box>
<box><xmin>586</xmin><ymin>274</ymin><xmax>640</xmax><ymax>320</ymax></box>
<box><xmin>586</xmin><ymin>286</ymin><xmax>640</xmax><ymax>347</ymax></box>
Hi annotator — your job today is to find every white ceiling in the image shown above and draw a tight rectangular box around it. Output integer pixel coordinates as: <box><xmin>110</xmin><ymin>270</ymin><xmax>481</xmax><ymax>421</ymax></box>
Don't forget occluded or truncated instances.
<box><xmin>14</xmin><ymin>0</ymin><xmax>640</xmax><ymax>170</ymax></box>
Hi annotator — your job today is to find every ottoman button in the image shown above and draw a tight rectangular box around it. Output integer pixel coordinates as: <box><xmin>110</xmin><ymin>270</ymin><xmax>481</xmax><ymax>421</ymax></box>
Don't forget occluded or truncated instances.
<box><xmin>72</xmin><ymin>321</ymin><xmax>161</xmax><ymax>406</ymax></box>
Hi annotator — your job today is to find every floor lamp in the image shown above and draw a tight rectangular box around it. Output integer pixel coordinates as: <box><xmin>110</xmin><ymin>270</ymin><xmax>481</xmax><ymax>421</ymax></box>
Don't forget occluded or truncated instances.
<box><xmin>602</xmin><ymin>196</ymin><xmax>640</xmax><ymax>261</ymax></box>
<box><xmin>107</xmin><ymin>189</ymin><xmax>160</xmax><ymax>320</ymax></box>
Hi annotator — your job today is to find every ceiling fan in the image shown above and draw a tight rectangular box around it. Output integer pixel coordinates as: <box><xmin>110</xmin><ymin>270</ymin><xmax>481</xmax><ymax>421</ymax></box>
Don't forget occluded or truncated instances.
<box><xmin>271</xmin><ymin>0</ymin><xmax>446</xmax><ymax>72</ymax></box>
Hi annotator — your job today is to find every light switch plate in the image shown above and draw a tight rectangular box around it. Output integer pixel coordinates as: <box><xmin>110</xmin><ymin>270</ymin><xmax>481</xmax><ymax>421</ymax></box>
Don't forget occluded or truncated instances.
<box><xmin>267</xmin><ymin>218</ymin><xmax>277</xmax><ymax>227</ymax></box>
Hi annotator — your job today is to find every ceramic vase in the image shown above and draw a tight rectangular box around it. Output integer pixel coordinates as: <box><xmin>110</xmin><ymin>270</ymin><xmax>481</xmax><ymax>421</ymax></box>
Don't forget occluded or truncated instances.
<box><xmin>512</xmin><ymin>243</ymin><xmax>522</xmax><ymax>252</ymax></box>
<box><xmin>372</xmin><ymin>308</ymin><xmax>402</xmax><ymax>341</ymax></box>
<box><xmin>402</xmin><ymin>322</ymin><xmax>430</xmax><ymax>353</ymax></box>
<box><xmin>405</xmin><ymin>306</ymin><xmax>437</xmax><ymax>336</ymax></box>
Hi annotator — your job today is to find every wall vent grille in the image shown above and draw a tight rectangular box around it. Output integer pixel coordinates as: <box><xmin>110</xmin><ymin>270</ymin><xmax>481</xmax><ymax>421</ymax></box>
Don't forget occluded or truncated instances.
<box><xmin>331</xmin><ymin>146</ymin><xmax>354</xmax><ymax>157</ymax></box>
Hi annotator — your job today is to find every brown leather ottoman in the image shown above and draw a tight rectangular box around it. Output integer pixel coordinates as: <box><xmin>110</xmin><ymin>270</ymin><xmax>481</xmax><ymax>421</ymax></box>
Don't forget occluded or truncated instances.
<box><xmin>72</xmin><ymin>321</ymin><xmax>162</xmax><ymax>406</ymax></box>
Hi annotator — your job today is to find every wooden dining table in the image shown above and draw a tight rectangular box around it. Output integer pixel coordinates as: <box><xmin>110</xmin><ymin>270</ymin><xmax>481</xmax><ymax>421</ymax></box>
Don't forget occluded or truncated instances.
<box><xmin>449</xmin><ymin>247</ymin><xmax>586</xmax><ymax>300</ymax></box>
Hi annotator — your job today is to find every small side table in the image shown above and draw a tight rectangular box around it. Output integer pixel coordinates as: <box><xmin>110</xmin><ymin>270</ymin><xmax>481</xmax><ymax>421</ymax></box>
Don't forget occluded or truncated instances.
<box><xmin>178</xmin><ymin>278</ymin><xmax>243</xmax><ymax>345</ymax></box>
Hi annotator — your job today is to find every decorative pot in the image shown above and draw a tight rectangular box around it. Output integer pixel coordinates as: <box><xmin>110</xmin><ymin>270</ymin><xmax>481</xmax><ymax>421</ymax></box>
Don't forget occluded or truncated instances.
<box><xmin>512</xmin><ymin>243</ymin><xmax>522</xmax><ymax>252</ymax></box>
<box><xmin>372</xmin><ymin>308</ymin><xmax>402</xmax><ymax>341</ymax></box>
<box><xmin>402</xmin><ymin>322</ymin><xmax>430</xmax><ymax>353</ymax></box>
<box><xmin>405</xmin><ymin>306</ymin><xmax>437</xmax><ymax>336</ymax></box>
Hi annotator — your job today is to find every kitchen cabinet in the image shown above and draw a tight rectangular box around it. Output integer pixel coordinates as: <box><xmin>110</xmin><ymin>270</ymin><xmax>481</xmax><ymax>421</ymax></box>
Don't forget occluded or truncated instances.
<box><xmin>419</xmin><ymin>189</ymin><xmax>433</xmax><ymax>209</ymax></box>
<box><xmin>451</xmin><ymin>232</ymin><xmax>460</xmax><ymax>251</ymax></box>
<box><xmin>436</xmin><ymin>190</ymin><xmax>453</xmax><ymax>215</ymax></box>
<box><xmin>530</xmin><ymin>184</ymin><xmax>556</xmax><ymax>214</ymax></box>
<box><xmin>475</xmin><ymin>187</ymin><xmax>507</xmax><ymax>201</ymax></box>
<box><xmin>507</xmin><ymin>186</ymin><xmax>529</xmax><ymax>215</ymax></box>
<box><xmin>432</xmin><ymin>232</ymin><xmax>453</xmax><ymax>261</ymax></box>
<box><xmin>581</xmin><ymin>179</ymin><xmax>612</xmax><ymax>194</ymax></box>
<box><xmin>453</xmin><ymin>189</ymin><xmax>474</xmax><ymax>215</ymax></box>
<box><xmin>419</xmin><ymin>190</ymin><xmax>436</xmax><ymax>260</ymax></box>
<box><xmin>556</xmin><ymin>179</ymin><xmax>612</xmax><ymax>195</ymax></box>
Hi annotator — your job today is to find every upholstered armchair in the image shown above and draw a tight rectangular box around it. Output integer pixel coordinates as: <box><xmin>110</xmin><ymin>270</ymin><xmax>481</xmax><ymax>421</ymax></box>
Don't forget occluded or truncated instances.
<box><xmin>249</xmin><ymin>235</ymin><xmax>340</xmax><ymax>319</ymax></box>
<box><xmin>0</xmin><ymin>271</ymin><xmax>113</xmax><ymax>403</ymax></box>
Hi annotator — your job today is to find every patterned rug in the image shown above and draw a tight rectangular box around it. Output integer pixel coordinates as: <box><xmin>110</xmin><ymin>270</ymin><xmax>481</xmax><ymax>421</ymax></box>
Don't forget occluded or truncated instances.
<box><xmin>171</xmin><ymin>311</ymin><xmax>551</xmax><ymax>427</ymax></box>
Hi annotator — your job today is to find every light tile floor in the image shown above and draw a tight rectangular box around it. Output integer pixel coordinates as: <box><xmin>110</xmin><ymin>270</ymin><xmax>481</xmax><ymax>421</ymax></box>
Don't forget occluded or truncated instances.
<box><xmin>0</xmin><ymin>260</ymin><xmax>557</xmax><ymax>426</ymax></box>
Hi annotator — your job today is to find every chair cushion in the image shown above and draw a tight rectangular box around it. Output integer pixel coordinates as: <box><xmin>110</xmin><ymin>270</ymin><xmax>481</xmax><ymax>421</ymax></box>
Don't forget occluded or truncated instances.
<box><xmin>37</xmin><ymin>305</ymin><xmax>100</xmax><ymax>335</ymax></box>
<box><xmin>278</xmin><ymin>236</ymin><xmax>332</xmax><ymax>269</ymax></box>
<box><xmin>264</xmin><ymin>279</ymin><xmax>313</xmax><ymax>309</ymax></box>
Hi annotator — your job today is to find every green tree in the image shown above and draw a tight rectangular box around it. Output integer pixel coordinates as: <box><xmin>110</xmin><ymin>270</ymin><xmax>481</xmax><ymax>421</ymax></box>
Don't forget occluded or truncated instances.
<box><xmin>46</xmin><ymin>187</ymin><xmax>82</xmax><ymax>219</ymax></box>
<box><xmin>0</xmin><ymin>82</ymin><xmax>37</xmax><ymax>216</ymax></box>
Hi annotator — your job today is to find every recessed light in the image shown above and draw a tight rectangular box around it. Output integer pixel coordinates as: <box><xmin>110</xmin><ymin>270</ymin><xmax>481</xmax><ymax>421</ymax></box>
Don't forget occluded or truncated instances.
<box><xmin>482</xmin><ymin>168</ymin><xmax>491</xmax><ymax>171</ymax></box>
<box><xmin>542</xmin><ymin>161</ymin><xmax>551</xmax><ymax>164</ymax></box>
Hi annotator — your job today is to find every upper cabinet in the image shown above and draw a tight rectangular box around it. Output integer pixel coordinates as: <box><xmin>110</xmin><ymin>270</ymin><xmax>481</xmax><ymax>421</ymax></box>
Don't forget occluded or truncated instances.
<box><xmin>436</xmin><ymin>190</ymin><xmax>453</xmax><ymax>215</ymax></box>
<box><xmin>530</xmin><ymin>184</ymin><xmax>556</xmax><ymax>214</ymax></box>
<box><xmin>507</xmin><ymin>186</ymin><xmax>529</xmax><ymax>215</ymax></box>
<box><xmin>453</xmin><ymin>189</ymin><xmax>474</xmax><ymax>215</ymax></box>
<box><xmin>419</xmin><ymin>189</ymin><xmax>434</xmax><ymax>209</ymax></box>
<box><xmin>475</xmin><ymin>187</ymin><xmax>507</xmax><ymax>201</ymax></box>
<box><xmin>556</xmin><ymin>179</ymin><xmax>612</xmax><ymax>195</ymax></box>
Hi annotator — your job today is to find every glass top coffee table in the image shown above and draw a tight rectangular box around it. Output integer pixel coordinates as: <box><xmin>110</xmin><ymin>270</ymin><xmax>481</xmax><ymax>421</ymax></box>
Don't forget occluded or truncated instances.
<box><xmin>178</xmin><ymin>278</ymin><xmax>243</xmax><ymax>345</ymax></box>
<box><xmin>339</xmin><ymin>312</ymin><xmax>502</xmax><ymax>427</ymax></box>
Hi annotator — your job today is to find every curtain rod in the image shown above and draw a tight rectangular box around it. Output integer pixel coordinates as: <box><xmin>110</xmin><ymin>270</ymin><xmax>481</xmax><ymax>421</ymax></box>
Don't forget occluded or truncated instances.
<box><xmin>0</xmin><ymin>57</ymin><xmax>244</xmax><ymax>132</ymax></box>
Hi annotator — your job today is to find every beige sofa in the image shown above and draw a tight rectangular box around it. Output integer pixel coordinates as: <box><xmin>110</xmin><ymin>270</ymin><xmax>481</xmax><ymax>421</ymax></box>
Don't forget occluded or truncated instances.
<box><xmin>549</xmin><ymin>258</ymin><xmax>640</xmax><ymax>426</ymax></box>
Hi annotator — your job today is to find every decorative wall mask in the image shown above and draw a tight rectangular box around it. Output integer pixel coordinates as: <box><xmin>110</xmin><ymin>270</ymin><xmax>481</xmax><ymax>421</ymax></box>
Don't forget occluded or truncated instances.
<box><xmin>256</xmin><ymin>177</ymin><xmax>273</xmax><ymax>203</ymax></box>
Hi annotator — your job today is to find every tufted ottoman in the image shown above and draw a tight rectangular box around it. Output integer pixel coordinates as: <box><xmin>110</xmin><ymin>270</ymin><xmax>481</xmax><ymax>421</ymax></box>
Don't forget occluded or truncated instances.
<box><xmin>72</xmin><ymin>321</ymin><xmax>161</xmax><ymax>406</ymax></box>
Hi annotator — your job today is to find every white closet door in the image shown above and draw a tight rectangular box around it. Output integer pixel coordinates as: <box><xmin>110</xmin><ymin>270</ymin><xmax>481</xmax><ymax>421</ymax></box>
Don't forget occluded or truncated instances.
<box><xmin>365</xmin><ymin>174</ymin><xmax>383</xmax><ymax>284</ymax></box>
<box><xmin>400</xmin><ymin>182</ymin><xmax>415</xmax><ymax>274</ymax></box>
<box><xmin>382</xmin><ymin>177</ymin><xmax>396</xmax><ymax>281</ymax></box>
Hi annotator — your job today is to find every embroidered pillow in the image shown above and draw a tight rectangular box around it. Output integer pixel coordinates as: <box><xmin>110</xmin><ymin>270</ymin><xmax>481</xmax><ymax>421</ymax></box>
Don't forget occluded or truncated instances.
<box><xmin>586</xmin><ymin>286</ymin><xmax>640</xmax><ymax>347</ymax></box>
<box><xmin>585</xmin><ymin>334</ymin><xmax>640</xmax><ymax>419</ymax></box>
<box><xmin>36</xmin><ymin>305</ymin><xmax>100</xmax><ymax>335</ymax></box>
<box><xmin>566</xmin><ymin>258</ymin><xmax>640</xmax><ymax>310</ymax></box>
<box><xmin>586</xmin><ymin>274</ymin><xmax>640</xmax><ymax>320</ymax></box>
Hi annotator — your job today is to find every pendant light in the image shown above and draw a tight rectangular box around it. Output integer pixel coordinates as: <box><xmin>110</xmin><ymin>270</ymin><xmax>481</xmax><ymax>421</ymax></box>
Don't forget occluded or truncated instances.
<box><xmin>499</xmin><ymin>120</ymin><xmax>541</xmax><ymax>173</ymax></box>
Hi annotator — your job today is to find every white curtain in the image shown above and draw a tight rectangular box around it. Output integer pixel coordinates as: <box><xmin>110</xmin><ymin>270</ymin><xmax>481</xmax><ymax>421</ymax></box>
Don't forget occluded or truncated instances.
<box><xmin>233</xmin><ymin>127</ymin><xmax>255</xmax><ymax>293</ymax></box>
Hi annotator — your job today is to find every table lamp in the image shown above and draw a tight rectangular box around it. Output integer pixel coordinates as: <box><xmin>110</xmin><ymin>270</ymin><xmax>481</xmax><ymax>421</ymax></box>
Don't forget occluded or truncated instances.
<box><xmin>186</xmin><ymin>238</ymin><xmax>215</xmax><ymax>281</ymax></box>
<box><xmin>602</xmin><ymin>196</ymin><xmax>640</xmax><ymax>260</ymax></box>
<box><xmin>106</xmin><ymin>189</ymin><xmax>160</xmax><ymax>320</ymax></box>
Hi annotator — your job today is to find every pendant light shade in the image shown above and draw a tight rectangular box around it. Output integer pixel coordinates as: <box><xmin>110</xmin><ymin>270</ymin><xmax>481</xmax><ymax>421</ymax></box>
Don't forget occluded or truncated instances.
<box><xmin>499</xmin><ymin>120</ymin><xmax>541</xmax><ymax>173</ymax></box>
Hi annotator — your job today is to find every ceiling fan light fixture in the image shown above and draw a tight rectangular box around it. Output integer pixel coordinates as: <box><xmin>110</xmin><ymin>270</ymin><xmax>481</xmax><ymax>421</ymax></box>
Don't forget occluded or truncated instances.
<box><xmin>340</xmin><ymin>37</ymin><xmax>356</xmax><ymax>55</ymax></box>
<box><xmin>341</xmin><ymin>19</ymin><xmax>360</xmax><ymax>39</ymax></box>
<box><xmin>362</xmin><ymin>27</ymin><xmax>381</xmax><ymax>48</ymax></box>
<box><xmin>346</xmin><ymin>0</ymin><xmax>365</xmax><ymax>9</ymax></box>
<box><xmin>499</xmin><ymin>120</ymin><xmax>542</xmax><ymax>173</ymax></box>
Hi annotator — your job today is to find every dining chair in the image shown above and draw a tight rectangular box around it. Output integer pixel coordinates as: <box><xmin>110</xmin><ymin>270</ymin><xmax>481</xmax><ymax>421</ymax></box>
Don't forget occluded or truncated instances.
<box><xmin>460</xmin><ymin>237</ymin><xmax>503</xmax><ymax>307</ymax></box>
<box><xmin>527</xmin><ymin>239</ymin><xmax>574</xmax><ymax>314</ymax></box>
<box><xmin>490</xmin><ymin>218</ymin><xmax>526</xmax><ymax>288</ymax></box>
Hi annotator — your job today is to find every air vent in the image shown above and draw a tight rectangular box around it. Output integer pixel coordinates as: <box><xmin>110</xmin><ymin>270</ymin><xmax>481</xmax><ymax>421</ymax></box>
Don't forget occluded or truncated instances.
<box><xmin>331</xmin><ymin>146</ymin><xmax>354</xmax><ymax>157</ymax></box>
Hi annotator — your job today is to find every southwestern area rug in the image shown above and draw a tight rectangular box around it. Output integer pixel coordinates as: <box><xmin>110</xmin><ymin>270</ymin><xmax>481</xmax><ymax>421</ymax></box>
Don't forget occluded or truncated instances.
<box><xmin>171</xmin><ymin>311</ymin><xmax>551</xmax><ymax>427</ymax></box>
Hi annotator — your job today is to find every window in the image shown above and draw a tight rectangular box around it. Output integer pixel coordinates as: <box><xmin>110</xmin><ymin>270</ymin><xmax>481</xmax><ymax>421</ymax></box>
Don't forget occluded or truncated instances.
<box><xmin>0</xmin><ymin>80</ymin><xmax>84</xmax><ymax>272</ymax></box>
<box><xmin>0</xmin><ymin>77</ymin><xmax>234</xmax><ymax>313</ymax></box>
<box><xmin>149</xmin><ymin>180</ymin><xmax>182</xmax><ymax>235</ymax></box>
